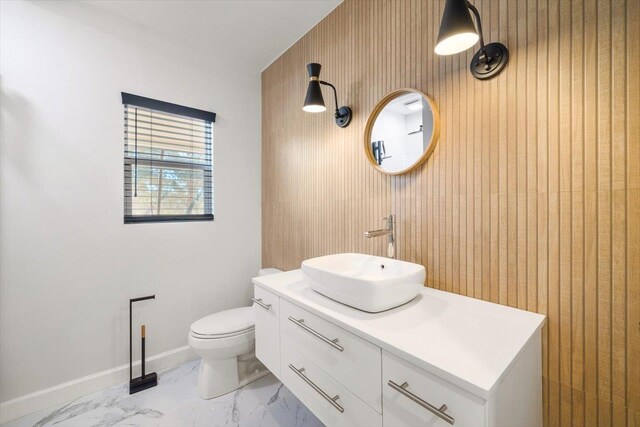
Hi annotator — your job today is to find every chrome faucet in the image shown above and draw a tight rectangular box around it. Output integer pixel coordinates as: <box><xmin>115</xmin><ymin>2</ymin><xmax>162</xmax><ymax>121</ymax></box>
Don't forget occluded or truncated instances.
<box><xmin>364</xmin><ymin>214</ymin><xmax>396</xmax><ymax>259</ymax></box>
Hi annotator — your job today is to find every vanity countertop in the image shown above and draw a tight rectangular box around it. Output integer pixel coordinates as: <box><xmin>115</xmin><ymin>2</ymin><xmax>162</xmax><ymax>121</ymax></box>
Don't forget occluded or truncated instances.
<box><xmin>253</xmin><ymin>269</ymin><xmax>545</xmax><ymax>400</ymax></box>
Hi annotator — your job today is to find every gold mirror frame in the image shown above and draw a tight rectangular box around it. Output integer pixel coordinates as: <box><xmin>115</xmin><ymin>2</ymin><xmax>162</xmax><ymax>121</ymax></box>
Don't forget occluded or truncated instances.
<box><xmin>364</xmin><ymin>88</ymin><xmax>440</xmax><ymax>176</ymax></box>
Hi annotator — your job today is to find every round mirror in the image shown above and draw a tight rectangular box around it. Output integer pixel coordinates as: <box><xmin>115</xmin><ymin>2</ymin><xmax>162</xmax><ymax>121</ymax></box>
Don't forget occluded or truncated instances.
<box><xmin>364</xmin><ymin>89</ymin><xmax>440</xmax><ymax>175</ymax></box>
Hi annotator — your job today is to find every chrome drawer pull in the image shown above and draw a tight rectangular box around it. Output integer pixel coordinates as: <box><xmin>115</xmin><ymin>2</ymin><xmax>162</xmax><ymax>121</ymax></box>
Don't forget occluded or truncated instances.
<box><xmin>388</xmin><ymin>380</ymin><xmax>455</xmax><ymax>425</ymax></box>
<box><xmin>288</xmin><ymin>316</ymin><xmax>344</xmax><ymax>352</ymax></box>
<box><xmin>251</xmin><ymin>298</ymin><xmax>271</xmax><ymax>311</ymax></box>
<box><xmin>289</xmin><ymin>364</ymin><xmax>344</xmax><ymax>413</ymax></box>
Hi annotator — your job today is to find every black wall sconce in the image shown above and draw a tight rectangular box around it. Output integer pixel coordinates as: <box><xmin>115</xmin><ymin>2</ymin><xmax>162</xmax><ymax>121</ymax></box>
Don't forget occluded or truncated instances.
<box><xmin>435</xmin><ymin>0</ymin><xmax>509</xmax><ymax>80</ymax></box>
<box><xmin>303</xmin><ymin>63</ymin><xmax>352</xmax><ymax>128</ymax></box>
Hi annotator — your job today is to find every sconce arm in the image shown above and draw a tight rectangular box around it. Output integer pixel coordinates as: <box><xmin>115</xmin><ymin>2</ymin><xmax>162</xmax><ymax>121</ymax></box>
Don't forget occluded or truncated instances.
<box><xmin>319</xmin><ymin>80</ymin><xmax>345</xmax><ymax>118</ymax></box>
<box><xmin>466</xmin><ymin>1</ymin><xmax>485</xmax><ymax>49</ymax></box>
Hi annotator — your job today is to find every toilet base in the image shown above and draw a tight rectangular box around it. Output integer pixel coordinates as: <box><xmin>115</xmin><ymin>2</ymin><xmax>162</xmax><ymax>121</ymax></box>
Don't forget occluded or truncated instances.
<box><xmin>196</xmin><ymin>351</ymin><xmax>269</xmax><ymax>400</ymax></box>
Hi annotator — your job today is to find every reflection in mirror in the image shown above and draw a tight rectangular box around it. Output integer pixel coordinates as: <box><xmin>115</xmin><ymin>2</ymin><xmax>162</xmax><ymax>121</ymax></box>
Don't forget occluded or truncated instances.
<box><xmin>367</xmin><ymin>91</ymin><xmax>438</xmax><ymax>175</ymax></box>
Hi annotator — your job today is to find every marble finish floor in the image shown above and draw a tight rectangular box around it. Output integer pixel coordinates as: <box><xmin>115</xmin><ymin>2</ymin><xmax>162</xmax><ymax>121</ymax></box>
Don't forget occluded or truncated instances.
<box><xmin>2</xmin><ymin>360</ymin><xmax>323</xmax><ymax>427</ymax></box>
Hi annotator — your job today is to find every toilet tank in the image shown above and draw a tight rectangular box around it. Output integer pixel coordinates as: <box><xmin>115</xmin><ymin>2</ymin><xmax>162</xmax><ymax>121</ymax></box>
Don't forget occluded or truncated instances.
<box><xmin>258</xmin><ymin>268</ymin><xmax>282</xmax><ymax>276</ymax></box>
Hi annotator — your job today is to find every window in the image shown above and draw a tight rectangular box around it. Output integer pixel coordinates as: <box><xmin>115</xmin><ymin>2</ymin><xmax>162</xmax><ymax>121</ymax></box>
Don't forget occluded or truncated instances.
<box><xmin>122</xmin><ymin>93</ymin><xmax>215</xmax><ymax>223</ymax></box>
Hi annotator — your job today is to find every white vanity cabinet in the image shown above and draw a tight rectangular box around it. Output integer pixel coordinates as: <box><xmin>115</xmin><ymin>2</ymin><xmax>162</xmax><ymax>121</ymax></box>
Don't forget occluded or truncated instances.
<box><xmin>253</xmin><ymin>270</ymin><xmax>545</xmax><ymax>427</ymax></box>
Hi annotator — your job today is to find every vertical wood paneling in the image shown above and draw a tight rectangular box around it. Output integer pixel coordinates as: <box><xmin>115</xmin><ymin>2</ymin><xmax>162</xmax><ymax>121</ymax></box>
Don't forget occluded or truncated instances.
<box><xmin>261</xmin><ymin>1</ymin><xmax>639</xmax><ymax>425</ymax></box>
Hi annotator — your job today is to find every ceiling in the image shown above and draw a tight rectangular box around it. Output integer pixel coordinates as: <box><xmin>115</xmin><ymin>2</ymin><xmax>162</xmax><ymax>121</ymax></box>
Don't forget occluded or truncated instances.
<box><xmin>385</xmin><ymin>93</ymin><xmax>429</xmax><ymax>116</ymax></box>
<box><xmin>85</xmin><ymin>0</ymin><xmax>342</xmax><ymax>72</ymax></box>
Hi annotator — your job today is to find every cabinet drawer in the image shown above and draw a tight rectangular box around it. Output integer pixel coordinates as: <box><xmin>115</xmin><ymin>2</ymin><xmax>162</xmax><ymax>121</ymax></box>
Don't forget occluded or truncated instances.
<box><xmin>280</xmin><ymin>299</ymin><xmax>382</xmax><ymax>412</ymax></box>
<box><xmin>281</xmin><ymin>343</ymin><xmax>382</xmax><ymax>427</ymax></box>
<box><xmin>383</xmin><ymin>351</ymin><xmax>487</xmax><ymax>427</ymax></box>
<box><xmin>253</xmin><ymin>286</ymin><xmax>280</xmax><ymax>378</ymax></box>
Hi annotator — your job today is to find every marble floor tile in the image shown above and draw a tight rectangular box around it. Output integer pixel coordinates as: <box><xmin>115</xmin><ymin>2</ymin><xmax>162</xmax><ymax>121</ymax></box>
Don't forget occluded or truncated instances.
<box><xmin>2</xmin><ymin>360</ymin><xmax>323</xmax><ymax>427</ymax></box>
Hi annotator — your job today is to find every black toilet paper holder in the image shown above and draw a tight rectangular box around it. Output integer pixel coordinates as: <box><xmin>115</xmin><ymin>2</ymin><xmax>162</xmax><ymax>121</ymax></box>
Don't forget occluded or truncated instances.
<box><xmin>129</xmin><ymin>295</ymin><xmax>158</xmax><ymax>394</ymax></box>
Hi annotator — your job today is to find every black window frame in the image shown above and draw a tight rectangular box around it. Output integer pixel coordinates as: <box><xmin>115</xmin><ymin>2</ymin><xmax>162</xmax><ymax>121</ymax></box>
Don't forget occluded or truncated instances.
<box><xmin>122</xmin><ymin>93</ymin><xmax>216</xmax><ymax>224</ymax></box>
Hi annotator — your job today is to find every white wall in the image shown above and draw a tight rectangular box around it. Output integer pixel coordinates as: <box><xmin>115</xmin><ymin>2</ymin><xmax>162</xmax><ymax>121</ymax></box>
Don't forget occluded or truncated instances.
<box><xmin>0</xmin><ymin>0</ymin><xmax>261</xmax><ymax>404</ymax></box>
<box><xmin>371</xmin><ymin>109</ymin><xmax>425</xmax><ymax>173</ymax></box>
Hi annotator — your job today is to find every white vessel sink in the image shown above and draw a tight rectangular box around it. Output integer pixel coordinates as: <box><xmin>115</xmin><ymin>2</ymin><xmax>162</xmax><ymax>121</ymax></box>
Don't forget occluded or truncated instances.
<box><xmin>301</xmin><ymin>253</ymin><xmax>426</xmax><ymax>312</ymax></box>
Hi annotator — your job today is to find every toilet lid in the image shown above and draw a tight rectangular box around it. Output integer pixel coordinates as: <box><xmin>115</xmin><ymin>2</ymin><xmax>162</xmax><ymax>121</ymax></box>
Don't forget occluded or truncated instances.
<box><xmin>190</xmin><ymin>307</ymin><xmax>254</xmax><ymax>337</ymax></box>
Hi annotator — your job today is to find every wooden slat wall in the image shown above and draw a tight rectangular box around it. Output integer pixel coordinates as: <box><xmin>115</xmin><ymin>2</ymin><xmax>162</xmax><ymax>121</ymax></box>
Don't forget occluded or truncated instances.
<box><xmin>261</xmin><ymin>0</ymin><xmax>639</xmax><ymax>425</ymax></box>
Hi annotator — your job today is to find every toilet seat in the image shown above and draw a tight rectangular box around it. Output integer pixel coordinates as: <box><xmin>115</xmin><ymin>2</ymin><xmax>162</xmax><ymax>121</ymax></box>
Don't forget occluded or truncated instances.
<box><xmin>188</xmin><ymin>326</ymin><xmax>255</xmax><ymax>359</ymax></box>
<box><xmin>190</xmin><ymin>306</ymin><xmax>254</xmax><ymax>339</ymax></box>
<box><xmin>190</xmin><ymin>326</ymin><xmax>254</xmax><ymax>340</ymax></box>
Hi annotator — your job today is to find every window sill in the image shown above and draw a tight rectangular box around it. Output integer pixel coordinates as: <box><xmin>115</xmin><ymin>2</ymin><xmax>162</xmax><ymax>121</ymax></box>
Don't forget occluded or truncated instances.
<box><xmin>124</xmin><ymin>214</ymin><xmax>214</xmax><ymax>224</ymax></box>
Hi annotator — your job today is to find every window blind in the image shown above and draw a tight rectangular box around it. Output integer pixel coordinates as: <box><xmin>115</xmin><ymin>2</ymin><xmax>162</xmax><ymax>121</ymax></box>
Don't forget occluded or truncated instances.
<box><xmin>122</xmin><ymin>93</ymin><xmax>215</xmax><ymax>223</ymax></box>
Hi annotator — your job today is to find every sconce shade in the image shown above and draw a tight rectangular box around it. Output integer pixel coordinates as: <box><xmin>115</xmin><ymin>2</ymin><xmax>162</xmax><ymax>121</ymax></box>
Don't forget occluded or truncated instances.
<box><xmin>303</xmin><ymin>81</ymin><xmax>326</xmax><ymax>112</ymax></box>
<box><xmin>303</xmin><ymin>63</ymin><xmax>326</xmax><ymax>112</ymax></box>
<box><xmin>435</xmin><ymin>0</ymin><xmax>479</xmax><ymax>55</ymax></box>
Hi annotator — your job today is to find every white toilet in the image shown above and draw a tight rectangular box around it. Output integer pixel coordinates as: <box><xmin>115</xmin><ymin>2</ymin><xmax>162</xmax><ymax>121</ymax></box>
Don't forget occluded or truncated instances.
<box><xmin>188</xmin><ymin>268</ymin><xmax>280</xmax><ymax>399</ymax></box>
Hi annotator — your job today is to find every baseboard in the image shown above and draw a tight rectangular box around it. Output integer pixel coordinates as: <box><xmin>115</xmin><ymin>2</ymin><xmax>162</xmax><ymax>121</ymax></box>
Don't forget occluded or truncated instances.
<box><xmin>0</xmin><ymin>345</ymin><xmax>197</xmax><ymax>424</ymax></box>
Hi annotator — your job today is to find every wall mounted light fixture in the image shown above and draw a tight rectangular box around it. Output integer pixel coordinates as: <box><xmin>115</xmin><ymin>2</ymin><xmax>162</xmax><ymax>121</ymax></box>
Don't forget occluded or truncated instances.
<box><xmin>303</xmin><ymin>63</ymin><xmax>352</xmax><ymax>128</ymax></box>
<box><xmin>434</xmin><ymin>0</ymin><xmax>509</xmax><ymax>80</ymax></box>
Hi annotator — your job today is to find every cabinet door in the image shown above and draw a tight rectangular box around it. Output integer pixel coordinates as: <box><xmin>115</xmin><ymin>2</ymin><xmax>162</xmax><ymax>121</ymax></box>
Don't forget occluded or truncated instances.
<box><xmin>253</xmin><ymin>286</ymin><xmax>280</xmax><ymax>378</ymax></box>
<box><xmin>281</xmin><ymin>343</ymin><xmax>382</xmax><ymax>427</ymax></box>
<box><xmin>280</xmin><ymin>299</ymin><xmax>382</xmax><ymax>413</ymax></box>
<box><xmin>383</xmin><ymin>351</ymin><xmax>487</xmax><ymax>427</ymax></box>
